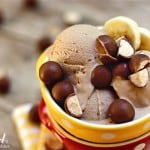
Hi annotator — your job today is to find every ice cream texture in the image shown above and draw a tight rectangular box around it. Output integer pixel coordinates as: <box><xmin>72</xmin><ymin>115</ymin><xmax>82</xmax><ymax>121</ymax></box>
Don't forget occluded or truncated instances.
<box><xmin>39</xmin><ymin>17</ymin><xmax>150</xmax><ymax>124</ymax></box>
<box><xmin>45</xmin><ymin>24</ymin><xmax>115</xmax><ymax>121</ymax></box>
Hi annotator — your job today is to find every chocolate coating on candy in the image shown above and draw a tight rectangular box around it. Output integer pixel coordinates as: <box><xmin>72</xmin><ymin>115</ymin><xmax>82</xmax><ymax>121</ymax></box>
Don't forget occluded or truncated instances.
<box><xmin>64</xmin><ymin>93</ymin><xmax>83</xmax><ymax>118</ymax></box>
<box><xmin>108</xmin><ymin>99</ymin><xmax>135</xmax><ymax>123</ymax></box>
<box><xmin>0</xmin><ymin>76</ymin><xmax>10</xmax><ymax>94</ymax></box>
<box><xmin>96</xmin><ymin>35</ymin><xmax>118</xmax><ymax>57</ymax></box>
<box><xmin>25</xmin><ymin>0</ymin><xmax>38</xmax><ymax>8</ymax></box>
<box><xmin>112</xmin><ymin>62</ymin><xmax>130</xmax><ymax>79</ymax></box>
<box><xmin>100</xmin><ymin>54</ymin><xmax>118</xmax><ymax>65</ymax></box>
<box><xmin>52</xmin><ymin>81</ymin><xmax>74</xmax><ymax>106</ymax></box>
<box><xmin>91</xmin><ymin>65</ymin><xmax>112</xmax><ymax>89</ymax></box>
<box><xmin>0</xmin><ymin>11</ymin><xmax>4</xmax><ymax>24</ymax></box>
<box><xmin>39</xmin><ymin>61</ymin><xmax>64</xmax><ymax>86</ymax></box>
<box><xmin>37</xmin><ymin>36</ymin><xmax>52</xmax><ymax>52</ymax></box>
<box><xmin>129</xmin><ymin>54</ymin><xmax>150</xmax><ymax>73</ymax></box>
<box><xmin>29</xmin><ymin>105</ymin><xmax>41</xmax><ymax>124</ymax></box>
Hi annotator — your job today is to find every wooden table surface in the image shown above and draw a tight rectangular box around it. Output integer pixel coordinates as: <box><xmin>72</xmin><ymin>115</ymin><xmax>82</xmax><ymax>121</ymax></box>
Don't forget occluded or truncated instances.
<box><xmin>0</xmin><ymin>0</ymin><xmax>150</xmax><ymax>149</ymax></box>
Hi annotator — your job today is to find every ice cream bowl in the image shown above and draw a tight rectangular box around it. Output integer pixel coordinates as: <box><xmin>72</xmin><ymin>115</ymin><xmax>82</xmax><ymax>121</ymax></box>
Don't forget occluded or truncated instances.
<box><xmin>36</xmin><ymin>52</ymin><xmax>150</xmax><ymax>144</ymax></box>
<box><xmin>39</xmin><ymin>99</ymin><xmax>150</xmax><ymax>150</ymax></box>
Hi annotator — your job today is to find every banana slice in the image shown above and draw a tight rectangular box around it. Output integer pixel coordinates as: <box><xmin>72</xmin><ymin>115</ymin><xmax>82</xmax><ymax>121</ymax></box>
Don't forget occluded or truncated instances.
<box><xmin>104</xmin><ymin>16</ymin><xmax>140</xmax><ymax>50</ymax></box>
<box><xmin>139</xmin><ymin>27</ymin><xmax>150</xmax><ymax>50</ymax></box>
<box><xmin>97</xmin><ymin>26</ymin><xmax>103</xmax><ymax>30</ymax></box>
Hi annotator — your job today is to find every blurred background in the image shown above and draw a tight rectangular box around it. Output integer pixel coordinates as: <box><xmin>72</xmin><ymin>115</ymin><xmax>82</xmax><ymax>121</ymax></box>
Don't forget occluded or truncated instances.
<box><xmin>0</xmin><ymin>0</ymin><xmax>150</xmax><ymax>149</ymax></box>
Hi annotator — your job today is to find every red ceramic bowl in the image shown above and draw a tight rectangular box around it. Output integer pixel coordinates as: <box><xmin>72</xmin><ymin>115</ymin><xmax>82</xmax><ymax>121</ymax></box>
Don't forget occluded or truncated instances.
<box><xmin>39</xmin><ymin>99</ymin><xmax>150</xmax><ymax>150</ymax></box>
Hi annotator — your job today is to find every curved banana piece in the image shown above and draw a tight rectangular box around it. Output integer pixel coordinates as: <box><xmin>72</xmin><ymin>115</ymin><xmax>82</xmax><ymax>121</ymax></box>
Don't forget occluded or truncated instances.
<box><xmin>139</xmin><ymin>27</ymin><xmax>150</xmax><ymax>50</ymax></box>
<box><xmin>104</xmin><ymin>16</ymin><xmax>140</xmax><ymax>50</ymax></box>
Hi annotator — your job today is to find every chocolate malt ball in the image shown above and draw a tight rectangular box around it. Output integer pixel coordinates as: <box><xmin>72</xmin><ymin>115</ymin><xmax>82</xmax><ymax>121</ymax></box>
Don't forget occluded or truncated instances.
<box><xmin>112</xmin><ymin>62</ymin><xmax>130</xmax><ymax>79</ymax></box>
<box><xmin>108</xmin><ymin>99</ymin><xmax>135</xmax><ymax>124</ymax></box>
<box><xmin>51</xmin><ymin>81</ymin><xmax>74</xmax><ymax>106</ymax></box>
<box><xmin>37</xmin><ymin>36</ymin><xmax>52</xmax><ymax>52</ymax></box>
<box><xmin>91</xmin><ymin>65</ymin><xmax>112</xmax><ymax>89</ymax></box>
<box><xmin>0</xmin><ymin>75</ymin><xmax>10</xmax><ymax>94</ymax></box>
<box><xmin>24</xmin><ymin>0</ymin><xmax>38</xmax><ymax>8</ymax></box>
<box><xmin>39</xmin><ymin>61</ymin><xmax>64</xmax><ymax>86</ymax></box>
<box><xmin>0</xmin><ymin>10</ymin><xmax>4</xmax><ymax>24</ymax></box>
<box><xmin>29</xmin><ymin>105</ymin><xmax>41</xmax><ymax>124</ymax></box>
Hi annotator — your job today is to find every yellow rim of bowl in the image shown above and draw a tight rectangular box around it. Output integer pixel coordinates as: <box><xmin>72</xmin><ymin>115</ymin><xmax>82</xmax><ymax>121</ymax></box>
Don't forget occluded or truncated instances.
<box><xmin>47</xmin><ymin>108</ymin><xmax>150</xmax><ymax>147</ymax></box>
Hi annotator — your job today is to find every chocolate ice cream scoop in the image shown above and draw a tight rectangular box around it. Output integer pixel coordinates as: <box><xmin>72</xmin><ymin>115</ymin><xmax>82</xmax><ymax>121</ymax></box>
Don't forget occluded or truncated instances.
<box><xmin>46</xmin><ymin>25</ymin><xmax>106</xmax><ymax>75</ymax></box>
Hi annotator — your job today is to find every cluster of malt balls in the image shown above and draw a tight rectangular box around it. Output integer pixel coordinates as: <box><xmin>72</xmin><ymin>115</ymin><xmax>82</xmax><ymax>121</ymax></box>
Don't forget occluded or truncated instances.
<box><xmin>39</xmin><ymin>34</ymin><xmax>150</xmax><ymax>124</ymax></box>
